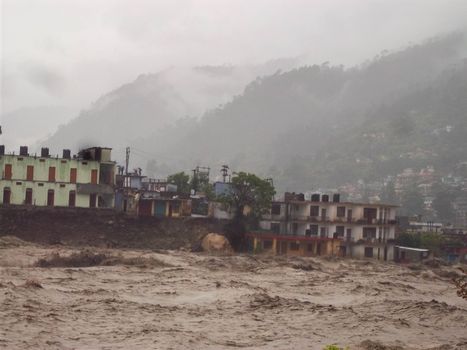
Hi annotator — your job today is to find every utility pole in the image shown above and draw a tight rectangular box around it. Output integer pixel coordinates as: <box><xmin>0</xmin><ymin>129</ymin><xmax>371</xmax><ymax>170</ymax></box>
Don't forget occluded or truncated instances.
<box><xmin>125</xmin><ymin>147</ymin><xmax>130</xmax><ymax>175</ymax></box>
<box><xmin>221</xmin><ymin>165</ymin><xmax>229</xmax><ymax>183</ymax></box>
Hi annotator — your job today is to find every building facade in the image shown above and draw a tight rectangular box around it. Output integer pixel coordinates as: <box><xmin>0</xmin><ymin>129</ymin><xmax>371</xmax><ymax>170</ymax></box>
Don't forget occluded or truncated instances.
<box><xmin>0</xmin><ymin>146</ymin><xmax>115</xmax><ymax>208</ymax></box>
<box><xmin>249</xmin><ymin>192</ymin><xmax>398</xmax><ymax>260</ymax></box>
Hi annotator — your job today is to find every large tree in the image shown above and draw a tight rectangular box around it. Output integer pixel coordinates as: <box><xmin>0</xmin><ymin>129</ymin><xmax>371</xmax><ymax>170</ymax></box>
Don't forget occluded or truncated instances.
<box><xmin>167</xmin><ymin>172</ymin><xmax>191</xmax><ymax>195</ymax></box>
<box><xmin>221</xmin><ymin>172</ymin><xmax>275</xmax><ymax>250</ymax></box>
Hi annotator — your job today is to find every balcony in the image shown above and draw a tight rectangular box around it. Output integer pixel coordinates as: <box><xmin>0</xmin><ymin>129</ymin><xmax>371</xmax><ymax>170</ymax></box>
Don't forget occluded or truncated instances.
<box><xmin>262</xmin><ymin>213</ymin><xmax>286</xmax><ymax>221</ymax></box>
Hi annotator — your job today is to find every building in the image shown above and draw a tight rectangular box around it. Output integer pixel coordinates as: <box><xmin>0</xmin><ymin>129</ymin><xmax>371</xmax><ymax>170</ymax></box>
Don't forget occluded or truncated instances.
<box><xmin>0</xmin><ymin>146</ymin><xmax>115</xmax><ymax>208</ymax></box>
<box><xmin>248</xmin><ymin>192</ymin><xmax>398</xmax><ymax>260</ymax></box>
<box><xmin>138</xmin><ymin>192</ymin><xmax>192</xmax><ymax>218</ymax></box>
<box><xmin>114</xmin><ymin>171</ymin><xmax>191</xmax><ymax>218</ymax></box>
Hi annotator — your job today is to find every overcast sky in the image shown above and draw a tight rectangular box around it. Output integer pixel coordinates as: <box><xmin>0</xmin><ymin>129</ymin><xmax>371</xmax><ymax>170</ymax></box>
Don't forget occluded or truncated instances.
<box><xmin>1</xmin><ymin>0</ymin><xmax>467</xmax><ymax>116</ymax></box>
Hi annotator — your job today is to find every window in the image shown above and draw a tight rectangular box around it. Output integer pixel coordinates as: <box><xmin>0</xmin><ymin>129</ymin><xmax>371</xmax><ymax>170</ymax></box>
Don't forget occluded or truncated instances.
<box><xmin>263</xmin><ymin>240</ymin><xmax>273</xmax><ymax>250</ymax></box>
<box><xmin>363</xmin><ymin>227</ymin><xmax>377</xmax><ymax>239</ymax></box>
<box><xmin>38</xmin><ymin>183</ymin><xmax>44</xmax><ymax>187</ymax></box>
<box><xmin>4</xmin><ymin>164</ymin><xmax>12</xmax><ymax>180</ymax></box>
<box><xmin>309</xmin><ymin>225</ymin><xmax>318</xmax><ymax>235</ymax></box>
<box><xmin>70</xmin><ymin>168</ymin><xmax>77</xmax><ymax>184</ymax></box>
<box><xmin>364</xmin><ymin>247</ymin><xmax>374</xmax><ymax>258</ymax></box>
<box><xmin>68</xmin><ymin>191</ymin><xmax>76</xmax><ymax>207</ymax></box>
<box><xmin>307</xmin><ymin>243</ymin><xmax>313</xmax><ymax>252</ymax></box>
<box><xmin>336</xmin><ymin>226</ymin><xmax>345</xmax><ymax>237</ymax></box>
<box><xmin>310</xmin><ymin>205</ymin><xmax>319</xmax><ymax>216</ymax></box>
<box><xmin>3</xmin><ymin>187</ymin><xmax>11</xmax><ymax>204</ymax></box>
<box><xmin>48</xmin><ymin>167</ymin><xmax>56</xmax><ymax>182</ymax></box>
<box><xmin>25</xmin><ymin>188</ymin><xmax>33</xmax><ymax>205</ymax></box>
<box><xmin>271</xmin><ymin>203</ymin><xmax>281</xmax><ymax>215</ymax></box>
<box><xmin>271</xmin><ymin>222</ymin><xmax>280</xmax><ymax>234</ymax></box>
<box><xmin>289</xmin><ymin>242</ymin><xmax>300</xmax><ymax>251</ymax></box>
<box><xmin>321</xmin><ymin>208</ymin><xmax>327</xmax><ymax>218</ymax></box>
<box><xmin>26</xmin><ymin>165</ymin><xmax>34</xmax><ymax>181</ymax></box>
<box><xmin>39</xmin><ymin>159</ymin><xmax>45</xmax><ymax>162</ymax></box>
<box><xmin>337</xmin><ymin>206</ymin><xmax>346</xmax><ymax>217</ymax></box>
<box><xmin>47</xmin><ymin>189</ymin><xmax>54</xmax><ymax>206</ymax></box>
<box><xmin>60</xmin><ymin>184</ymin><xmax>66</xmax><ymax>188</ymax></box>
<box><xmin>16</xmin><ymin>182</ymin><xmax>22</xmax><ymax>185</ymax></box>
<box><xmin>91</xmin><ymin>169</ymin><xmax>98</xmax><ymax>184</ymax></box>
<box><xmin>320</xmin><ymin>227</ymin><xmax>327</xmax><ymax>237</ymax></box>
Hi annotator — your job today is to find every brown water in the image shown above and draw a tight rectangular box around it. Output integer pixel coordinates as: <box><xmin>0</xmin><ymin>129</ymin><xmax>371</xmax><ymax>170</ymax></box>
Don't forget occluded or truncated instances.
<box><xmin>0</xmin><ymin>236</ymin><xmax>466</xmax><ymax>349</ymax></box>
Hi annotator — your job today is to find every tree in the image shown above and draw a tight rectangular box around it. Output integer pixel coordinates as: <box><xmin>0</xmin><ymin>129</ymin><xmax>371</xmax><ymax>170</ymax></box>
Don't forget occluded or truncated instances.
<box><xmin>220</xmin><ymin>172</ymin><xmax>275</xmax><ymax>250</ymax></box>
<box><xmin>167</xmin><ymin>172</ymin><xmax>191</xmax><ymax>195</ymax></box>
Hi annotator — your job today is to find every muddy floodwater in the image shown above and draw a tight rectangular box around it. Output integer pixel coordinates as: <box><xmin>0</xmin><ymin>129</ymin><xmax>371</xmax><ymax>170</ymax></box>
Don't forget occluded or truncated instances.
<box><xmin>0</xmin><ymin>236</ymin><xmax>466</xmax><ymax>350</ymax></box>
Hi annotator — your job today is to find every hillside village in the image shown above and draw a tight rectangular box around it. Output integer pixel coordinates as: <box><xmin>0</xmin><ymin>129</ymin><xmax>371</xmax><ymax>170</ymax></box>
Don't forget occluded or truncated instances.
<box><xmin>1</xmin><ymin>143</ymin><xmax>466</xmax><ymax>264</ymax></box>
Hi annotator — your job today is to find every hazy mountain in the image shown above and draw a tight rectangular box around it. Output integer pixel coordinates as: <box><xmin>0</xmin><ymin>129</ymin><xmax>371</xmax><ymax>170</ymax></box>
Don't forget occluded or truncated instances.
<box><xmin>41</xmin><ymin>58</ymin><xmax>307</xmax><ymax>154</ymax></box>
<box><xmin>132</xmin><ymin>33</ymin><xmax>467</xmax><ymax>189</ymax></box>
<box><xmin>0</xmin><ymin>106</ymin><xmax>72</xmax><ymax>152</ymax></box>
<box><xmin>42</xmin><ymin>33</ymin><xmax>467</xmax><ymax>191</ymax></box>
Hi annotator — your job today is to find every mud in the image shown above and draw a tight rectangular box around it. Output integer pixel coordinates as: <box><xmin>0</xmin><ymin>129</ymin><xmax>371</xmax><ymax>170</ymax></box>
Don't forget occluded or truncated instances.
<box><xmin>0</xmin><ymin>236</ymin><xmax>466</xmax><ymax>349</ymax></box>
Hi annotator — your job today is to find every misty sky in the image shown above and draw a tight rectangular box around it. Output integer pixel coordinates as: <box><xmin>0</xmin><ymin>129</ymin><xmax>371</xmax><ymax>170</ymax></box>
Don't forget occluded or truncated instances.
<box><xmin>1</xmin><ymin>0</ymin><xmax>467</xmax><ymax>118</ymax></box>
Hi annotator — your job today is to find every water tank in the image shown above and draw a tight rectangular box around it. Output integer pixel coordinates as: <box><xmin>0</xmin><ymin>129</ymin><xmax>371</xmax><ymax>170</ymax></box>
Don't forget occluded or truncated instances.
<box><xmin>62</xmin><ymin>149</ymin><xmax>71</xmax><ymax>159</ymax></box>
<box><xmin>41</xmin><ymin>147</ymin><xmax>49</xmax><ymax>157</ymax></box>
<box><xmin>19</xmin><ymin>146</ymin><xmax>29</xmax><ymax>156</ymax></box>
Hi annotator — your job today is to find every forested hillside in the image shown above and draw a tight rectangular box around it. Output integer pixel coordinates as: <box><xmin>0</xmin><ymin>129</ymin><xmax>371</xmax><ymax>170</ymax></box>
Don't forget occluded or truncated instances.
<box><xmin>44</xmin><ymin>33</ymin><xmax>467</xmax><ymax>192</ymax></box>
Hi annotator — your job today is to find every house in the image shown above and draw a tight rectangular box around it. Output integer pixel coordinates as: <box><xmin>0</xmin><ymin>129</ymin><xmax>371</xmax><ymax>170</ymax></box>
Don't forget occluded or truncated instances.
<box><xmin>248</xmin><ymin>192</ymin><xmax>398</xmax><ymax>260</ymax></box>
<box><xmin>114</xmin><ymin>171</ymin><xmax>191</xmax><ymax>218</ymax></box>
<box><xmin>137</xmin><ymin>192</ymin><xmax>191</xmax><ymax>218</ymax></box>
<box><xmin>0</xmin><ymin>145</ymin><xmax>115</xmax><ymax>208</ymax></box>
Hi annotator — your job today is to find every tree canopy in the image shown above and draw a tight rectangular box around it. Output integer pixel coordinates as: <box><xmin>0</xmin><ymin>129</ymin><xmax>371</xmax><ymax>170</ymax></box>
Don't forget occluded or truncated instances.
<box><xmin>167</xmin><ymin>172</ymin><xmax>191</xmax><ymax>195</ymax></box>
<box><xmin>220</xmin><ymin>172</ymin><xmax>275</xmax><ymax>250</ymax></box>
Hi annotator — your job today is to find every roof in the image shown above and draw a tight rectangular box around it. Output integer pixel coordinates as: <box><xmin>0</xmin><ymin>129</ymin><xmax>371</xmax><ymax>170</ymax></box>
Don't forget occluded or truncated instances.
<box><xmin>273</xmin><ymin>200</ymin><xmax>398</xmax><ymax>208</ymax></box>
<box><xmin>395</xmin><ymin>246</ymin><xmax>429</xmax><ymax>252</ymax></box>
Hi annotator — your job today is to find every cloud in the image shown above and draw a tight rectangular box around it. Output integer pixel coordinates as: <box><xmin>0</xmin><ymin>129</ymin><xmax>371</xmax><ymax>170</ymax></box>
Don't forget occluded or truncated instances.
<box><xmin>2</xmin><ymin>0</ymin><xmax>467</xmax><ymax>115</ymax></box>
<box><xmin>24</xmin><ymin>63</ymin><xmax>66</xmax><ymax>96</ymax></box>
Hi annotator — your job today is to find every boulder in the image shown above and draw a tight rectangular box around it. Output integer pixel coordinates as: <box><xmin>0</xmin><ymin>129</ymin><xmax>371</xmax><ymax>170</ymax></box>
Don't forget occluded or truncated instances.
<box><xmin>200</xmin><ymin>233</ymin><xmax>233</xmax><ymax>254</ymax></box>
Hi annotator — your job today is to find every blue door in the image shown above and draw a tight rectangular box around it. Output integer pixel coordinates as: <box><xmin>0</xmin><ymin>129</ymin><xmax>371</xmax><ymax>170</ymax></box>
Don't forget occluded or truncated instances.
<box><xmin>155</xmin><ymin>201</ymin><xmax>166</xmax><ymax>217</ymax></box>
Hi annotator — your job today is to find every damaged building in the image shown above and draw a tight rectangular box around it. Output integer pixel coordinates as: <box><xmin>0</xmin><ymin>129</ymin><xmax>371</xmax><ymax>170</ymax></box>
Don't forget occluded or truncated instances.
<box><xmin>248</xmin><ymin>192</ymin><xmax>398</xmax><ymax>260</ymax></box>
<box><xmin>0</xmin><ymin>145</ymin><xmax>116</xmax><ymax>208</ymax></box>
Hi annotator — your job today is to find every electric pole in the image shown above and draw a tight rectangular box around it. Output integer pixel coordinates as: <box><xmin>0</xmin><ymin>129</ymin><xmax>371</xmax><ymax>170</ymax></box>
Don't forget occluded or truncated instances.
<box><xmin>125</xmin><ymin>147</ymin><xmax>130</xmax><ymax>175</ymax></box>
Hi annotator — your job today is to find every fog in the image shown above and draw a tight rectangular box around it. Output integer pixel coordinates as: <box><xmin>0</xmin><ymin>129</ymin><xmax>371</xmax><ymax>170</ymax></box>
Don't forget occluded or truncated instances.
<box><xmin>2</xmin><ymin>0</ymin><xmax>466</xmax><ymax>116</ymax></box>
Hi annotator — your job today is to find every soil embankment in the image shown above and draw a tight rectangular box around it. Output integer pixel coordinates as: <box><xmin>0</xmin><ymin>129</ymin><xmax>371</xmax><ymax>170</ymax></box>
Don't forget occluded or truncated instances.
<box><xmin>0</xmin><ymin>207</ymin><xmax>226</xmax><ymax>249</ymax></box>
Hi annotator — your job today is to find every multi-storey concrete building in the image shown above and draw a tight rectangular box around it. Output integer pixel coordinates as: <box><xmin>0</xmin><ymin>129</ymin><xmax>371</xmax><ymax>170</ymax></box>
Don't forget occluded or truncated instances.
<box><xmin>0</xmin><ymin>146</ymin><xmax>115</xmax><ymax>208</ymax></box>
<box><xmin>249</xmin><ymin>192</ymin><xmax>398</xmax><ymax>260</ymax></box>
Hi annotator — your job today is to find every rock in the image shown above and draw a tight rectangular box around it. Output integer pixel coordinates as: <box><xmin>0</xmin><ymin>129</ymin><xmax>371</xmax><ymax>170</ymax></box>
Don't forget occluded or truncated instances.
<box><xmin>200</xmin><ymin>233</ymin><xmax>233</xmax><ymax>254</ymax></box>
